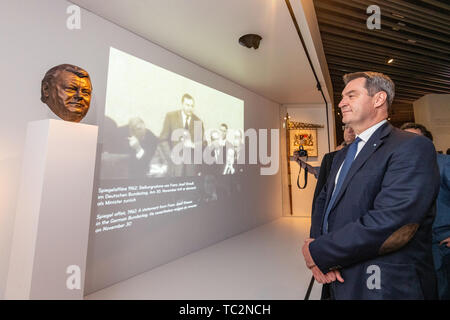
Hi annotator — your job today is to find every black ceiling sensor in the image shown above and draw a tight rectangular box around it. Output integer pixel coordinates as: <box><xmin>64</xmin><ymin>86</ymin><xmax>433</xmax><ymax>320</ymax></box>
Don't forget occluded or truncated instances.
<box><xmin>239</xmin><ymin>34</ymin><xmax>262</xmax><ymax>49</ymax></box>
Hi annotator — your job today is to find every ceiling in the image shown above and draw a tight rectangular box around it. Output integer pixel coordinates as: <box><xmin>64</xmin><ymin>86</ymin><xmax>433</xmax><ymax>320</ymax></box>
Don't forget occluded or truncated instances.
<box><xmin>313</xmin><ymin>0</ymin><xmax>450</xmax><ymax>130</ymax></box>
<box><xmin>70</xmin><ymin>0</ymin><xmax>325</xmax><ymax>105</ymax></box>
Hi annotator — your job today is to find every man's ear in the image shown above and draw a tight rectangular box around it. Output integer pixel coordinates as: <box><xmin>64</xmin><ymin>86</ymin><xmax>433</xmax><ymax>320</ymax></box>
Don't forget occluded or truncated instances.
<box><xmin>42</xmin><ymin>82</ymin><xmax>50</xmax><ymax>100</ymax></box>
<box><xmin>373</xmin><ymin>91</ymin><xmax>387</xmax><ymax>108</ymax></box>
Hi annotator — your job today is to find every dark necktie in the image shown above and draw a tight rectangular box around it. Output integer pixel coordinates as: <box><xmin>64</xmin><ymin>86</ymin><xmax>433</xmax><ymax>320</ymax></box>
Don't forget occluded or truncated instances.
<box><xmin>184</xmin><ymin>116</ymin><xmax>190</xmax><ymax>130</ymax></box>
<box><xmin>322</xmin><ymin>137</ymin><xmax>361</xmax><ymax>234</ymax></box>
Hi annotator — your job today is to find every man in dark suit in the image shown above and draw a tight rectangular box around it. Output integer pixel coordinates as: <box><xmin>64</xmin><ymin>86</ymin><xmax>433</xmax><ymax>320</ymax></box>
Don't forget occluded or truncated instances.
<box><xmin>312</xmin><ymin>125</ymin><xmax>355</xmax><ymax>215</ymax></box>
<box><xmin>310</xmin><ymin>125</ymin><xmax>354</xmax><ymax>299</ymax></box>
<box><xmin>303</xmin><ymin>71</ymin><xmax>440</xmax><ymax>299</ymax></box>
<box><xmin>401</xmin><ymin>122</ymin><xmax>450</xmax><ymax>300</ymax></box>
<box><xmin>311</xmin><ymin>152</ymin><xmax>337</xmax><ymax>227</ymax></box>
<box><xmin>159</xmin><ymin>93</ymin><xmax>205</xmax><ymax>176</ymax></box>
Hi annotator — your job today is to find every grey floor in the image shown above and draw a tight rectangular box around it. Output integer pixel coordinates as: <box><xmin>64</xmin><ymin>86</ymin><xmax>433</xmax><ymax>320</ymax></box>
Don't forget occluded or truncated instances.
<box><xmin>85</xmin><ymin>217</ymin><xmax>322</xmax><ymax>300</ymax></box>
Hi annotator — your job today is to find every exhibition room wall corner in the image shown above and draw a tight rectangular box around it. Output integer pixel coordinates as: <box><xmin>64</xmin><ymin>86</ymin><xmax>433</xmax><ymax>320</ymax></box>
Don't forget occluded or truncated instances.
<box><xmin>279</xmin><ymin>104</ymin><xmax>333</xmax><ymax>217</ymax></box>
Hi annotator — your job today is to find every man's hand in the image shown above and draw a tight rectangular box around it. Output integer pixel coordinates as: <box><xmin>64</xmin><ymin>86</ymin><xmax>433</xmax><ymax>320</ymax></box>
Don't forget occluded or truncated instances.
<box><xmin>302</xmin><ymin>238</ymin><xmax>316</xmax><ymax>268</ymax></box>
<box><xmin>129</xmin><ymin>136</ymin><xmax>145</xmax><ymax>159</ymax></box>
<box><xmin>128</xmin><ymin>136</ymin><xmax>142</xmax><ymax>151</ymax></box>
<box><xmin>310</xmin><ymin>267</ymin><xmax>344</xmax><ymax>284</ymax></box>
<box><xmin>302</xmin><ymin>238</ymin><xmax>345</xmax><ymax>284</ymax></box>
<box><xmin>440</xmin><ymin>237</ymin><xmax>450</xmax><ymax>248</ymax></box>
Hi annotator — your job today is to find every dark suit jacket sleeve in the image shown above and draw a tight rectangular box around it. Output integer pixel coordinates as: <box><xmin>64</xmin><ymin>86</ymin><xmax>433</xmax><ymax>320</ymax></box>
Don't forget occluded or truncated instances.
<box><xmin>310</xmin><ymin>152</ymin><xmax>335</xmax><ymax>238</ymax></box>
<box><xmin>309</xmin><ymin>135</ymin><xmax>440</xmax><ymax>274</ymax></box>
<box><xmin>310</xmin><ymin>182</ymin><xmax>328</xmax><ymax>239</ymax></box>
<box><xmin>312</xmin><ymin>152</ymin><xmax>336</xmax><ymax>215</ymax></box>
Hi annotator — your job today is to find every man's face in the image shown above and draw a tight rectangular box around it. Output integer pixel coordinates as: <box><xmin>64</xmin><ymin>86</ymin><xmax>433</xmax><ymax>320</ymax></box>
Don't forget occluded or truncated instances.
<box><xmin>210</xmin><ymin>131</ymin><xmax>220</xmax><ymax>148</ymax></box>
<box><xmin>404</xmin><ymin>128</ymin><xmax>423</xmax><ymax>136</ymax></box>
<box><xmin>130</xmin><ymin>119</ymin><xmax>146</xmax><ymax>140</ymax></box>
<box><xmin>220</xmin><ymin>125</ymin><xmax>227</xmax><ymax>140</ymax></box>
<box><xmin>343</xmin><ymin>126</ymin><xmax>356</xmax><ymax>144</ymax></box>
<box><xmin>338</xmin><ymin>78</ymin><xmax>375</xmax><ymax>130</ymax></box>
<box><xmin>182</xmin><ymin>98</ymin><xmax>194</xmax><ymax>117</ymax></box>
<box><xmin>46</xmin><ymin>70</ymin><xmax>92</xmax><ymax>122</ymax></box>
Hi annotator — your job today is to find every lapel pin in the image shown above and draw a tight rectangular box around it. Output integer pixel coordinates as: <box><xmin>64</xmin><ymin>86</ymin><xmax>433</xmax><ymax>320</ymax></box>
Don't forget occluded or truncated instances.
<box><xmin>373</xmin><ymin>144</ymin><xmax>377</xmax><ymax>147</ymax></box>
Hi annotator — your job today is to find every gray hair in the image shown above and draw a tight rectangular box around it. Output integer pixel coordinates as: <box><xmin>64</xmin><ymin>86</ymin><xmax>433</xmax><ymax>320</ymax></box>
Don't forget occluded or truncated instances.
<box><xmin>343</xmin><ymin>71</ymin><xmax>395</xmax><ymax>109</ymax></box>
<box><xmin>128</xmin><ymin>116</ymin><xmax>145</xmax><ymax>128</ymax></box>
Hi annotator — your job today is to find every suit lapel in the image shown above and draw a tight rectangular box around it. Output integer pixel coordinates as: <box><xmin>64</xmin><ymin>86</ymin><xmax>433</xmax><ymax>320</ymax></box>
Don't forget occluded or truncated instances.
<box><xmin>330</xmin><ymin>122</ymin><xmax>393</xmax><ymax>211</ymax></box>
<box><xmin>177</xmin><ymin>110</ymin><xmax>184</xmax><ymax>129</ymax></box>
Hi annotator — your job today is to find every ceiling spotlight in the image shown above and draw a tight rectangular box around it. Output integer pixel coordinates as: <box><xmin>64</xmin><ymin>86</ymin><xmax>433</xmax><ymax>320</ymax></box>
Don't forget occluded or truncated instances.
<box><xmin>387</xmin><ymin>58</ymin><xmax>394</xmax><ymax>64</ymax></box>
<box><xmin>239</xmin><ymin>34</ymin><xmax>262</xmax><ymax>49</ymax></box>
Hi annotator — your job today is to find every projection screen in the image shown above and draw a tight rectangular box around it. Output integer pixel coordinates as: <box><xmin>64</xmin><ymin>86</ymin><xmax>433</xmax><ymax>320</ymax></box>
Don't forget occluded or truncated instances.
<box><xmin>85</xmin><ymin>47</ymin><xmax>246</xmax><ymax>293</ymax></box>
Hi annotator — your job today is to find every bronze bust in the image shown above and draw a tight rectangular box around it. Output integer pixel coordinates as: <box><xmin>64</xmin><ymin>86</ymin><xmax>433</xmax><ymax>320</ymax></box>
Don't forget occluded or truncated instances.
<box><xmin>41</xmin><ymin>64</ymin><xmax>92</xmax><ymax>122</ymax></box>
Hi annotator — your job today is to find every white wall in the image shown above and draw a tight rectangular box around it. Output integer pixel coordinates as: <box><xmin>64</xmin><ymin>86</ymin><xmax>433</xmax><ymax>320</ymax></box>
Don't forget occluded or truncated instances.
<box><xmin>413</xmin><ymin>94</ymin><xmax>450</xmax><ymax>153</ymax></box>
<box><xmin>281</xmin><ymin>104</ymin><xmax>332</xmax><ymax>217</ymax></box>
<box><xmin>0</xmin><ymin>0</ymin><xmax>282</xmax><ymax>298</ymax></box>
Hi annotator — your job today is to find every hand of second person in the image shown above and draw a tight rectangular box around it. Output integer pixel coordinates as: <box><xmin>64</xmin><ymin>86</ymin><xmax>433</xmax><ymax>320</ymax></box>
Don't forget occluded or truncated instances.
<box><xmin>128</xmin><ymin>136</ymin><xmax>141</xmax><ymax>151</ymax></box>
<box><xmin>440</xmin><ymin>237</ymin><xmax>450</xmax><ymax>247</ymax></box>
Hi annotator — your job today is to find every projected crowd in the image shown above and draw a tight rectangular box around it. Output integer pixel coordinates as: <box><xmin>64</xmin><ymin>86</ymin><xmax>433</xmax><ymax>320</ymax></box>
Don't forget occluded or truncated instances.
<box><xmin>100</xmin><ymin>93</ymin><xmax>245</xmax><ymax>181</ymax></box>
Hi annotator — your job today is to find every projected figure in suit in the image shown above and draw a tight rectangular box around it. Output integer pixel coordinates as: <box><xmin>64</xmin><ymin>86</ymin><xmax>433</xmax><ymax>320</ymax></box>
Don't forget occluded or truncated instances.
<box><xmin>219</xmin><ymin>123</ymin><xmax>228</xmax><ymax>147</ymax></box>
<box><xmin>160</xmin><ymin>93</ymin><xmax>205</xmax><ymax>177</ymax></box>
<box><xmin>202</xmin><ymin>129</ymin><xmax>226</xmax><ymax>176</ymax></box>
<box><xmin>100</xmin><ymin>116</ymin><xmax>165</xmax><ymax>179</ymax></box>
<box><xmin>126</xmin><ymin>117</ymin><xmax>162</xmax><ymax>178</ymax></box>
<box><xmin>223</xmin><ymin>129</ymin><xmax>244</xmax><ymax>175</ymax></box>
<box><xmin>209</xmin><ymin>129</ymin><xmax>225</xmax><ymax>164</ymax></box>
<box><xmin>304</xmin><ymin>72</ymin><xmax>440</xmax><ymax>300</ymax></box>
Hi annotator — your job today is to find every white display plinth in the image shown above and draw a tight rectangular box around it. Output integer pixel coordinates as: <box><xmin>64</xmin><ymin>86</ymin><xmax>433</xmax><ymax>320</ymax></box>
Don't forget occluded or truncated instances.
<box><xmin>5</xmin><ymin>119</ymin><xmax>98</xmax><ymax>299</ymax></box>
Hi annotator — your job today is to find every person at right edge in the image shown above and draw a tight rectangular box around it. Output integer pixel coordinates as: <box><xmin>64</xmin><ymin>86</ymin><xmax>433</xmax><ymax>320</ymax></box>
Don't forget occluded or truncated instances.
<box><xmin>303</xmin><ymin>71</ymin><xmax>440</xmax><ymax>300</ymax></box>
<box><xmin>401</xmin><ymin>122</ymin><xmax>450</xmax><ymax>300</ymax></box>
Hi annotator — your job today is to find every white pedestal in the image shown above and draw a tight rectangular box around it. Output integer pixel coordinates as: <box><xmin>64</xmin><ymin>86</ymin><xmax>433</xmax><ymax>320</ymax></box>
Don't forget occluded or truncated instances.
<box><xmin>5</xmin><ymin>119</ymin><xmax>98</xmax><ymax>299</ymax></box>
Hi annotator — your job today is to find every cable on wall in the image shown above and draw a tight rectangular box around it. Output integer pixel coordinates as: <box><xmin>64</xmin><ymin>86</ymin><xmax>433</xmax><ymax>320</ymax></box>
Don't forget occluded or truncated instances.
<box><xmin>285</xmin><ymin>0</ymin><xmax>331</xmax><ymax>153</ymax></box>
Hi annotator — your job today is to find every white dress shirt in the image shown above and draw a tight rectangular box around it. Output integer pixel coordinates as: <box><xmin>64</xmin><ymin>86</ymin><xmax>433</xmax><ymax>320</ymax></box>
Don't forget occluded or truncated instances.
<box><xmin>334</xmin><ymin>120</ymin><xmax>387</xmax><ymax>188</ymax></box>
